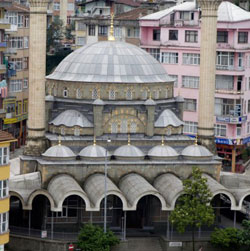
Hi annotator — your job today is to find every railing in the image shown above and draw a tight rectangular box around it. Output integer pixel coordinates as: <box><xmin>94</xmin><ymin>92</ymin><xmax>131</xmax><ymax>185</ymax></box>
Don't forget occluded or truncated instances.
<box><xmin>0</xmin><ymin>18</ymin><xmax>9</xmax><ymax>24</ymax></box>
<box><xmin>161</xmin><ymin>19</ymin><xmax>199</xmax><ymax>27</ymax></box>
<box><xmin>216</xmin><ymin>65</ymin><xmax>245</xmax><ymax>71</ymax></box>
<box><xmin>0</xmin><ymin>64</ymin><xmax>6</xmax><ymax>70</ymax></box>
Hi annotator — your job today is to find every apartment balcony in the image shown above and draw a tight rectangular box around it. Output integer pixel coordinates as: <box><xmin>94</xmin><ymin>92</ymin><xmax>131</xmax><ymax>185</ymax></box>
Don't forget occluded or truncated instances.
<box><xmin>0</xmin><ymin>64</ymin><xmax>6</xmax><ymax>74</ymax></box>
<box><xmin>0</xmin><ymin>19</ymin><xmax>10</xmax><ymax>29</ymax></box>
<box><xmin>215</xmin><ymin>89</ymin><xmax>244</xmax><ymax>95</ymax></box>
<box><xmin>4</xmin><ymin>47</ymin><xmax>17</xmax><ymax>56</ymax></box>
<box><xmin>216</xmin><ymin>115</ymin><xmax>247</xmax><ymax>124</ymax></box>
<box><xmin>216</xmin><ymin>65</ymin><xmax>245</xmax><ymax>71</ymax></box>
<box><xmin>0</xmin><ymin>42</ymin><xmax>7</xmax><ymax>52</ymax></box>
<box><xmin>161</xmin><ymin>19</ymin><xmax>199</xmax><ymax>27</ymax></box>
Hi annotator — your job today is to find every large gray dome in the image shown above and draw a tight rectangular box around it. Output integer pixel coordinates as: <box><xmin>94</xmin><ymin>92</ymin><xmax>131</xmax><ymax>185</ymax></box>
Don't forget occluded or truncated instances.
<box><xmin>46</xmin><ymin>41</ymin><xmax>172</xmax><ymax>83</ymax></box>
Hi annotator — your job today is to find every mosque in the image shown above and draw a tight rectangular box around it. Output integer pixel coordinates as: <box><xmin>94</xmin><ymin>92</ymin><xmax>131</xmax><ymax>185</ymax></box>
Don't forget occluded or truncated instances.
<box><xmin>7</xmin><ymin>0</ymin><xmax>250</xmax><ymax>242</ymax></box>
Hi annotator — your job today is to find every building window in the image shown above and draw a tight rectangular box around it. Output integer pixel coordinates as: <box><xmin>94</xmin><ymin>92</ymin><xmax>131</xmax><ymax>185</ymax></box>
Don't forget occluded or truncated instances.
<box><xmin>0</xmin><ymin>180</ymin><xmax>8</xmax><ymax>199</ymax></box>
<box><xmin>10</xmin><ymin>37</ymin><xmax>23</xmax><ymax>49</ymax></box>
<box><xmin>183</xmin><ymin>121</ymin><xmax>197</xmax><ymax>134</ymax></box>
<box><xmin>214</xmin><ymin>124</ymin><xmax>226</xmax><ymax>137</ymax></box>
<box><xmin>67</xmin><ymin>3</ymin><xmax>74</xmax><ymax>11</ymax></box>
<box><xmin>24</xmin><ymin>15</ymin><xmax>29</xmax><ymax>28</ymax></box>
<box><xmin>154</xmin><ymin>90</ymin><xmax>159</xmax><ymax>99</ymax></box>
<box><xmin>63</xmin><ymin>88</ymin><xmax>68</xmax><ymax>98</ymax></box>
<box><xmin>61</xmin><ymin>127</ymin><xmax>65</xmax><ymax>135</ymax></box>
<box><xmin>247</xmin><ymin>122</ymin><xmax>250</xmax><ymax>134</ymax></box>
<box><xmin>23</xmin><ymin>36</ymin><xmax>29</xmax><ymax>48</ymax></box>
<box><xmin>183</xmin><ymin>53</ymin><xmax>200</xmax><ymax>65</ymax></box>
<box><xmin>215</xmin><ymin>98</ymin><xmax>234</xmax><ymax>116</ymax></box>
<box><xmin>77</xmin><ymin>37</ymin><xmax>86</xmax><ymax>46</ymax></box>
<box><xmin>10</xmin><ymin>80</ymin><xmax>22</xmax><ymax>92</ymax></box>
<box><xmin>98</xmin><ymin>26</ymin><xmax>108</xmax><ymax>36</ymax></box>
<box><xmin>23</xmin><ymin>57</ymin><xmax>28</xmax><ymax>70</ymax></box>
<box><xmin>169</xmin><ymin>75</ymin><xmax>178</xmax><ymax>87</ymax></box>
<box><xmin>248</xmin><ymin>100</ymin><xmax>250</xmax><ymax>113</ymax></box>
<box><xmin>76</xmin><ymin>89</ymin><xmax>82</xmax><ymax>99</ymax></box>
<box><xmin>185</xmin><ymin>30</ymin><xmax>198</xmax><ymax>43</ymax></box>
<box><xmin>92</xmin><ymin>88</ymin><xmax>98</xmax><ymax>99</ymax></box>
<box><xmin>184</xmin><ymin>99</ymin><xmax>197</xmax><ymax>111</ymax></box>
<box><xmin>169</xmin><ymin>30</ymin><xmax>178</xmax><ymax>40</ymax></box>
<box><xmin>120</xmin><ymin>120</ymin><xmax>128</xmax><ymax>133</ymax></box>
<box><xmin>130</xmin><ymin>122</ymin><xmax>137</xmax><ymax>133</ymax></box>
<box><xmin>88</xmin><ymin>25</ymin><xmax>95</xmax><ymax>36</ymax></box>
<box><xmin>216</xmin><ymin>52</ymin><xmax>234</xmax><ymax>68</ymax></box>
<box><xmin>182</xmin><ymin>76</ymin><xmax>199</xmax><ymax>88</ymax></box>
<box><xmin>77</xmin><ymin>22</ymin><xmax>86</xmax><ymax>31</ymax></box>
<box><xmin>11</xmin><ymin>58</ymin><xmax>23</xmax><ymax>71</ymax></box>
<box><xmin>6</xmin><ymin>12</ymin><xmax>18</xmax><ymax>25</ymax></box>
<box><xmin>0</xmin><ymin>147</ymin><xmax>9</xmax><ymax>165</ymax></box>
<box><xmin>74</xmin><ymin>127</ymin><xmax>80</xmax><ymax>136</ymax></box>
<box><xmin>111</xmin><ymin>122</ymin><xmax>118</xmax><ymax>133</ymax></box>
<box><xmin>127</xmin><ymin>27</ymin><xmax>140</xmax><ymax>38</ymax></box>
<box><xmin>153</xmin><ymin>29</ymin><xmax>160</xmax><ymax>41</ymax></box>
<box><xmin>109</xmin><ymin>89</ymin><xmax>116</xmax><ymax>100</ymax></box>
<box><xmin>141</xmin><ymin>89</ymin><xmax>148</xmax><ymax>100</ymax></box>
<box><xmin>126</xmin><ymin>88</ymin><xmax>133</xmax><ymax>100</ymax></box>
<box><xmin>238</xmin><ymin>53</ymin><xmax>244</xmax><ymax>68</ymax></box>
<box><xmin>54</xmin><ymin>2</ymin><xmax>60</xmax><ymax>10</ymax></box>
<box><xmin>180</xmin><ymin>11</ymin><xmax>192</xmax><ymax>20</ymax></box>
<box><xmin>161</xmin><ymin>52</ymin><xmax>178</xmax><ymax>64</ymax></box>
<box><xmin>17</xmin><ymin>101</ymin><xmax>22</xmax><ymax>115</ymax></box>
<box><xmin>215</xmin><ymin>75</ymin><xmax>233</xmax><ymax>90</ymax></box>
<box><xmin>148</xmin><ymin>48</ymin><xmax>160</xmax><ymax>61</ymax></box>
<box><xmin>236</xmin><ymin>124</ymin><xmax>241</xmax><ymax>137</ymax></box>
<box><xmin>217</xmin><ymin>31</ymin><xmax>228</xmax><ymax>43</ymax></box>
<box><xmin>0</xmin><ymin>212</ymin><xmax>8</xmax><ymax>234</ymax></box>
<box><xmin>114</xmin><ymin>27</ymin><xmax>122</xmax><ymax>38</ymax></box>
<box><xmin>23</xmin><ymin>100</ymin><xmax>28</xmax><ymax>113</ymax></box>
<box><xmin>238</xmin><ymin>32</ymin><xmax>248</xmax><ymax>44</ymax></box>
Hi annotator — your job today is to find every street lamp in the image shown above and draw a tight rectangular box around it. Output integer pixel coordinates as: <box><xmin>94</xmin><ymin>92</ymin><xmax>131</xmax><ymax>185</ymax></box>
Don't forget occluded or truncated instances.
<box><xmin>104</xmin><ymin>138</ymin><xmax>111</xmax><ymax>233</ymax></box>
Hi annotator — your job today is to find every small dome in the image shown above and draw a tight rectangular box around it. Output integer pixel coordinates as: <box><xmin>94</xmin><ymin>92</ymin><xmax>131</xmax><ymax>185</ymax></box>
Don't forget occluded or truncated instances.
<box><xmin>155</xmin><ymin>109</ymin><xmax>183</xmax><ymax>128</ymax></box>
<box><xmin>79</xmin><ymin>144</ymin><xmax>110</xmax><ymax>161</ymax></box>
<box><xmin>45</xmin><ymin>95</ymin><xmax>55</xmax><ymax>102</ymax></box>
<box><xmin>148</xmin><ymin>145</ymin><xmax>179</xmax><ymax>160</ymax></box>
<box><xmin>114</xmin><ymin>144</ymin><xmax>144</xmax><ymax>161</ymax></box>
<box><xmin>181</xmin><ymin>144</ymin><xmax>213</xmax><ymax>160</ymax></box>
<box><xmin>42</xmin><ymin>145</ymin><xmax>76</xmax><ymax>160</ymax></box>
<box><xmin>49</xmin><ymin>110</ymin><xmax>93</xmax><ymax>128</ymax></box>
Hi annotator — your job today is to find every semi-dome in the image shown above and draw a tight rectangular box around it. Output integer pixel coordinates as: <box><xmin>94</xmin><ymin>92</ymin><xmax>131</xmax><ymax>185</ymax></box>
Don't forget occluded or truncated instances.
<box><xmin>148</xmin><ymin>145</ymin><xmax>179</xmax><ymax>160</ymax></box>
<box><xmin>114</xmin><ymin>144</ymin><xmax>145</xmax><ymax>161</ymax></box>
<box><xmin>49</xmin><ymin>110</ymin><xmax>93</xmax><ymax>128</ymax></box>
<box><xmin>46</xmin><ymin>41</ymin><xmax>172</xmax><ymax>83</ymax></box>
<box><xmin>42</xmin><ymin>144</ymin><xmax>76</xmax><ymax>160</ymax></box>
<box><xmin>79</xmin><ymin>144</ymin><xmax>110</xmax><ymax>161</ymax></box>
<box><xmin>181</xmin><ymin>144</ymin><xmax>213</xmax><ymax>160</ymax></box>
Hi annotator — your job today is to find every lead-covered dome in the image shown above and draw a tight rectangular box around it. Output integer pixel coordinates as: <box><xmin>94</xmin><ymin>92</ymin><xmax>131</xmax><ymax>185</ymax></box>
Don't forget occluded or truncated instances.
<box><xmin>114</xmin><ymin>144</ymin><xmax>145</xmax><ymax>161</ymax></box>
<box><xmin>79</xmin><ymin>144</ymin><xmax>110</xmax><ymax>161</ymax></box>
<box><xmin>181</xmin><ymin>144</ymin><xmax>213</xmax><ymax>160</ymax></box>
<box><xmin>148</xmin><ymin>145</ymin><xmax>179</xmax><ymax>160</ymax></box>
<box><xmin>46</xmin><ymin>41</ymin><xmax>172</xmax><ymax>83</ymax></box>
<box><xmin>42</xmin><ymin>144</ymin><xmax>76</xmax><ymax>160</ymax></box>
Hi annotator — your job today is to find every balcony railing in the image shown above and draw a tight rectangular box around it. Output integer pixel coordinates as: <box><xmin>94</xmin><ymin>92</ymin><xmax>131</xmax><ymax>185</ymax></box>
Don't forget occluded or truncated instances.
<box><xmin>216</xmin><ymin>65</ymin><xmax>245</xmax><ymax>71</ymax></box>
<box><xmin>0</xmin><ymin>19</ymin><xmax>9</xmax><ymax>24</ymax></box>
<box><xmin>161</xmin><ymin>19</ymin><xmax>199</xmax><ymax>27</ymax></box>
<box><xmin>216</xmin><ymin>115</ymin><xmax>247</xmax><ymax>124</ymax></box>
<box><xmin>215</xmin><ymin>89</ymin><xmax>244</xmax><ymax>95</ymax></box>
<box><xmin>0</xmin><ymin>64</ymin><xmax>6</xmax><ymax>71</ymax></box>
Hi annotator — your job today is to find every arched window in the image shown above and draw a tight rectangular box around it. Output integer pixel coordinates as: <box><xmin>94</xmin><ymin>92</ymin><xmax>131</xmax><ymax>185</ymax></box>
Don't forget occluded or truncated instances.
<box><xmin>53</xmin><ymin>87</ymin><xmax>57</xmax><ymax>96</ymax></box>
<box><xmin>126</xmin><ymin>88</ymin><xmax>133</xmax><ymax>100</ymax></box>
<box><xmin>109</xmin><ymin>89</ymin><xmax>116</xmax><ymax>100</ymax></box>
<box><xmin>130</xmin><ymin>121</ymin><xmax>137</xmax><ymax>133</ymax></box>
<box><xmin>92</xmin><ymin>88</ymin><xmax>98</xmax><ymax>99</ymax></box>
<box><xmin>111</xmin><ymin>121</ymin><xmax>118</xmax><ymax>133</ymax></box>
<box><xmin>63</xmin><ymin>88</ymin><xmax>68</xmax><ymax>98</ymax></box>
<box><xmin>61</xmin><ymin>127</ymin><xmax>65</xmax><ymax>135</ymax></box>
<box><xmin>154</xmin><ymin>90</ymin><xmax>159</xmax><ymax>99</ymax></box>
<box><xmin>142</xmin><ymin>89</ymin><xmax>148</xmax><ymax>100</ymax></box>
<box><xmin>74</xmin><ymin>127</ymin><xmax>80</xmax><ymax>136</ymax></box>
<box><xmin>76</xmin><ymin>89</ymin><xmax>82</xmax><ymax>99</ymax></box>
<box><xmin>52</xmin><ymin>127</ymin><xmax>56</xmax><ymax>134</ymax></box>
<box><xmin>165</xmin><ymin>89</ymin><xmax>169</xmax><ymax>99</ymax></box>
<box><xmin>120</xmin><ymin>120</ymin><xmax>128</xmax><ymax>133</ymax></box>
<box><xmin>166</xmin><ymin>127</ymin><xmax>171</xmax><ymax>136</ymax></box>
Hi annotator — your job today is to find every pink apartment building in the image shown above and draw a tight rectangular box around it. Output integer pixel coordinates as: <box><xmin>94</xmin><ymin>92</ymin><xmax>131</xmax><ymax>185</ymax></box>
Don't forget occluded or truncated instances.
<box><xmin>140</xmin><ymin>1</ymin><xmax>250</xmax><ymax>171</ymax></box>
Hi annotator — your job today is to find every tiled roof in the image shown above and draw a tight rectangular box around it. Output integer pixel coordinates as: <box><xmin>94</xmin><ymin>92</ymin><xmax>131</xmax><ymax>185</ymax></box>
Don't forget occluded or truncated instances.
<box><xmin>0</xmin><ymin>130</ymin><xmax>15</xmax><ymax>143</ymax></box>
<box><xmin>115</xmin><ymin>7</ymin><xmax>149</xmax><ymax>20</ymax></box>
<box><xmin>5</xmin><ymin>2</ymin><xmax>29</xmax><ymax>13</ymax></box>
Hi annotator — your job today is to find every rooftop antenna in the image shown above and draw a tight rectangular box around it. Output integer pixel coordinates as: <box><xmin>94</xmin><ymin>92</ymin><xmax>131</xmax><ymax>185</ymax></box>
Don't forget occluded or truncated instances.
<box><xmin>108</xmin><ymin>12</ymin><xmax>115</xmax><ymax>41</ymax></box>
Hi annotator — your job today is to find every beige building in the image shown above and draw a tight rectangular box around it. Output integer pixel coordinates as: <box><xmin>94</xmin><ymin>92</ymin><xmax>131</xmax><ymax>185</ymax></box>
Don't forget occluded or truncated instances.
<box><xmin>3</xmin><ymin>2</ymin><xmax>29</xmax><ymax>148</ymax></box>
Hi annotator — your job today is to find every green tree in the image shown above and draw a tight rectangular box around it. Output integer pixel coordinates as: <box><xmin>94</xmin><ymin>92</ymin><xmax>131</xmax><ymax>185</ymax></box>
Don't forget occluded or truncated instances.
<box><xmin>77</xmin><ymin>224</ymin><xmax>120</xmax><ymax>251</ymax></box>
<box><xmin>210</xmin><ymin>227</ymin><xmax>240</xmax><ymax>250</ymax></box>
<box><xmin>47</xmin><ymin>16</ymin><xmax>64</xmax><ymax>53</ymax></box>
<box><xmin>238</xmin><ymin>219</ymin><xmax>250</xmax><ymax>248</ymax></box>
<box><xmin>169</xmin><ymin>167</ymin><xmax>215</xmax><ymax>251</ymax></box>
<box><xmin>65</xmin><ymin>22</ymin><xmax>75</xmax><ymax>42</ymax></box>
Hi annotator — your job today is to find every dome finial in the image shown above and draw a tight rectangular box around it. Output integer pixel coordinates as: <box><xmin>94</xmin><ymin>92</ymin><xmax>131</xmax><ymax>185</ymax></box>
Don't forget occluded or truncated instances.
<box><xmin>108</xmin><ymin>12</ymin><xmax>115</xmax><ymax>41</ymax></box>
<box><xmin>194</xmin><ymin>134</ymin><xmax>198</xmax><ymax>145</ymax></box>
<box><xmin>93</xmin><ymin>135</ymin><xmax>96</xmax><ymax>146</ymax></box>
<box><xmin>128</xmin><ymin>134</ymin><xmax>131</xmax><ymax>145</ymax></box>
<box><xmin>161</xmin><ymin>135</ymin><xmax>164</xmax><ymax>146</ymax></box>
<box><xmin>58</xmin><ymin>135</ymin><xmax>62</xmax><ymax>146</ymax></box>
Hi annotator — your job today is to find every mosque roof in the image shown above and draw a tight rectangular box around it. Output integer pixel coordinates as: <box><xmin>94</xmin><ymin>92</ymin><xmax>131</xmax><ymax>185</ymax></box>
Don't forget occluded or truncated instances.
<box><xmin>114</xmin><ymin>144</ymin><xmax>145</xmax><ymax>160</ymax></box>
<box><xmin>42</xmin><ymin>144</ymin><xmax>76</xmax><ymax>159</ymax></box>
<box><xmin>155</xmin><ymin>109</ymin><xmax>183</xmax><ymax>127</ymax></box>
<box><xmin>49</xmin><ymin>110</ymin><xmax>93</xmax><ymax>128</ymax></box>
<box><xmin>79</xmin><ymin>144</ymin><xmax>110</xmax><ymax>159</ymax></box>
<box><xmin>148</xmin><ymin>144</ymin><xmax>179</xmax><ymax>159</ymax></box>
<box><xmin>181</xmin><ymin>144</ymin><xmax>213</xmax><ymax>158</ymax></box>
<box><xmin>46</xmin><ymin>41</ymin><xmax>172</xmax><ymax>84</ymax></box>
